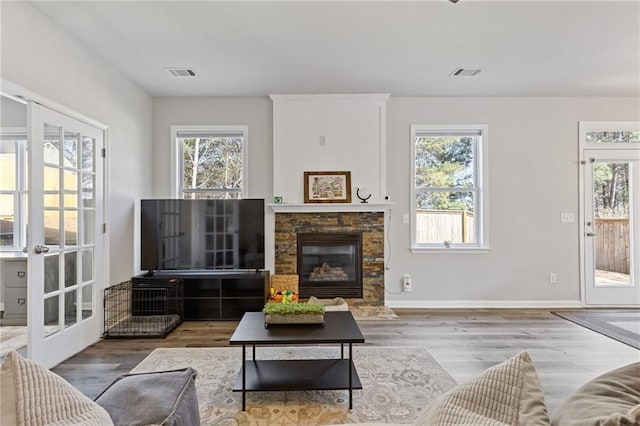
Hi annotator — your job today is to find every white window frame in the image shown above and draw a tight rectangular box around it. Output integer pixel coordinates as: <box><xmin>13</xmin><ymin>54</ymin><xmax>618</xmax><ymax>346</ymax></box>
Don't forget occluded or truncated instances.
<box><xmin>410</xmin><ymin>124</ymin><xmax>489</xmax><ymax>253</ymax></box>
<box><xmin>0</xmin><ymin>128</ymin><xmax>28</xmax><ymax>251</ymax></box>
<box><xmin>170</xmin><ymin>125</ymin><xmax>249</xmax><ymax>199</ymax></box>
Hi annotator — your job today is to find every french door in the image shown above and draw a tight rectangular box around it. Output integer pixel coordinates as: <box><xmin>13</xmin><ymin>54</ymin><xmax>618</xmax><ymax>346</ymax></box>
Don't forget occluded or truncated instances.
<box><xmin>27</xmin><ymin>103</ymin><xmax>104</xmax><ymax>368</ymax></box>
<box><xmin>581</xmin><ymin>122</ymin><xmax>640</xmax><ymax>306</ymax></box>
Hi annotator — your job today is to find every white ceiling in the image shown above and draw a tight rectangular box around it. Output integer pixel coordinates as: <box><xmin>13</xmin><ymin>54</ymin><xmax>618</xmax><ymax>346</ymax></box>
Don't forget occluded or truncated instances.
<box><xmin>30</xmin><ymin>1</ymin><xmax>640</xmax><ymax>97</ymax></box>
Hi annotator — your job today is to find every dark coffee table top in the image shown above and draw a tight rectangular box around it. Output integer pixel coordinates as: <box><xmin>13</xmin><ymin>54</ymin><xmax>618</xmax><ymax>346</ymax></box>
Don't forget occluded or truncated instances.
<box><xmin>229</xmin><ymin>311</ymin><xmax>365</xmax><ymax>345</ymax></box>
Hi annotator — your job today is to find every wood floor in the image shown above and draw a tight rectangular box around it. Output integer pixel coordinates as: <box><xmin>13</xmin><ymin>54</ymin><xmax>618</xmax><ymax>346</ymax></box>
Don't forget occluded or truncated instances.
<box><xmin>52</xmin><ymin>309</ymin><xmax>640</xmax><ymax>415</ymax></box>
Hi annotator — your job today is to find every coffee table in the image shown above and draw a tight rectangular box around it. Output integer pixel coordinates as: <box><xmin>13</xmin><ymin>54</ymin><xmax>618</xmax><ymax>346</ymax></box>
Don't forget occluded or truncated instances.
<box><xmin>229</xmin><ymin>311</ymin><xmax>365</xmax><ymax>411</ymax></box>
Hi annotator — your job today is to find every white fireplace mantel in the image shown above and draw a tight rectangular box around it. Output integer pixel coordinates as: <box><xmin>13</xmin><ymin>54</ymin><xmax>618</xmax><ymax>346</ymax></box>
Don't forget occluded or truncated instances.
<box><xmin>268</xmin><ymin>202</ymin><xmax>393</xmax><ymax>213</ymax></box>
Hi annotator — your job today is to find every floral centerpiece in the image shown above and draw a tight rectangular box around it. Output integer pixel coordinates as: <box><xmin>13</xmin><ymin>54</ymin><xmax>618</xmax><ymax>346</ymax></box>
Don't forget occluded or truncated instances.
<box><xmin>268</xmin><ymin>288</ymin><xmax>298</xmax><ymax>304</ymax></box>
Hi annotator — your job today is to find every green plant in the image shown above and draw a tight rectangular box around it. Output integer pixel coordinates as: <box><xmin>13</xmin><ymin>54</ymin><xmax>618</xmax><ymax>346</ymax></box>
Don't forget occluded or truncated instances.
<box><xmin>263</xmin><ymin>302</ymin><xmax>325</xmax><ymax>315</ymax></box>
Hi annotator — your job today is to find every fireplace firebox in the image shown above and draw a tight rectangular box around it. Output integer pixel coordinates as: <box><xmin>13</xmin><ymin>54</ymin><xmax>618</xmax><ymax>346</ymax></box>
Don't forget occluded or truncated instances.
<box><xmin>297</xmin><ymin>232</ymin><xmax>363</xmax><ymax>299</ymax></box>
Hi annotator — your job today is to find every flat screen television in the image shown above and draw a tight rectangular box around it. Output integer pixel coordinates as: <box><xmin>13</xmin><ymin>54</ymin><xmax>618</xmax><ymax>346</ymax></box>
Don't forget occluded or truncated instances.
<box><xmin>140</xmin><ymin>199</ymin><xmax>265</xmax><ymax>273</ymax></box>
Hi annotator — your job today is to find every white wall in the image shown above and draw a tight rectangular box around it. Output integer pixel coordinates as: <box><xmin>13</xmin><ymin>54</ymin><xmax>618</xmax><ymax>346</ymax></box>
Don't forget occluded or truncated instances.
<box><xmin>1</xmin><ymin>2</ymin><xmax>153</xmax><ymax>284</ymax></box>
<box><xmin>152</xmin><ymin>97</ymin><xmax>272</xmax><ymax>199</ymax></box>
<box><xmin>0</xmin><ymin>96</ymin><xmax>27</xmax><ymax>127</ymax></box>
<box><xmin>151</xmin><ymin>95</ymin><xmax>639</xmax><ymax>306</ymax></box>
<box><xmin>271</xmin><ymin>95</ymin><xmax>388</xmax><ymax>203</ymax></box>
<box><xmin>385</xmin><ymin>97</ymin><xmax>640</xmax><ymax>306</ymax></box>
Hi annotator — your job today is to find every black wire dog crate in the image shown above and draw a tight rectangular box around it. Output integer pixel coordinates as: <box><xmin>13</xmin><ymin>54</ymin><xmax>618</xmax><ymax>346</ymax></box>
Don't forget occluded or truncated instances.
<box><xmin>103</xmin><ymin>278</ymin><xmax>184</xmax><ymax>338</ymax></box>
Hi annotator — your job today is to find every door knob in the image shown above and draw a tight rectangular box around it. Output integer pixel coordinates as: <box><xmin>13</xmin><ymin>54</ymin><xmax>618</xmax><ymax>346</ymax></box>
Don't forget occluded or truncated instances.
<box><xmin>34</xmin><ymin>245</ymin><xmax>50</xmax><ymax>254</ymax></box>
<box><xmin>586</xmin><ymin>233</ymin><xmax>595</xmax><ymax>237</ymax></box>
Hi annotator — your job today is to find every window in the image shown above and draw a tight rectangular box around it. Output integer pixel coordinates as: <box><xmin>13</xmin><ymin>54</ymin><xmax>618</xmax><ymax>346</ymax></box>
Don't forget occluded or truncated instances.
<box><xmin>411</xmin><ymin>125</ymin><xmax>488</xmax><ymax>251</ymax></box>
<box><xmin>586</xmin><ymin>131</ymin><xmax>640</xmax><ymax>144</ymax></box>
<box><xmin>172</xmin><ymin>126</ymin><xmax>248</xmax><ymax>199</ymax></box>
<box><xmin>0</xmin><ymin>130</ymin><xmax>27</xmax><ymax>249</ymax></box>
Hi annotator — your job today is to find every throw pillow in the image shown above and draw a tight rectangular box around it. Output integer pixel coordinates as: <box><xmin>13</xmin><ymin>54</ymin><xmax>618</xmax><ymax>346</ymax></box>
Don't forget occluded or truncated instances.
<box><xmin>414</xmin><ymin>351</ymin><xmax>550</xmax><ymax>426</ymax></box>
<box><xmin>551</xmin><ymin>362</ymin><xmax>640</xmax><ymax>426</ymax></box>
<box><xmin>0</xmin><ymin>351</ymin><xmax>114</xmax><ymax>426</ymax></box>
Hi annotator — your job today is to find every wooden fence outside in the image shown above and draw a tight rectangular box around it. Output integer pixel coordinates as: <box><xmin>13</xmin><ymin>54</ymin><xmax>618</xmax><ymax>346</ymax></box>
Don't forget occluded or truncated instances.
<box><xmin>416</xmin><ymin>210</ymin><xmax>474</xmax><ymax>244</ymax></box>
<box><xmin>415</xmin><ymin>214</ymin><xmax>629</xmax><ymax>270</ymax></box>
<box><xmin>595</xmin><ymin>219</ymin><xmax>630</xmax><ymax>274</ymax></box>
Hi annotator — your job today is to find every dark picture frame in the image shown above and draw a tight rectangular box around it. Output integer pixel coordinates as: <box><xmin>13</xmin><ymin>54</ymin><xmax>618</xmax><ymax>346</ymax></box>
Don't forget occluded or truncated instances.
<box><xmin>304</xmin><ymin>171</ymin><xmax>352</xmax><ymax>203</ymax></box>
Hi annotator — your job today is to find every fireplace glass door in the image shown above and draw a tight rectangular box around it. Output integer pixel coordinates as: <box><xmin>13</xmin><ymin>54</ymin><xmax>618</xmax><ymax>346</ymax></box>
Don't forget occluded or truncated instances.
<box><xmin>297</xmin><ymin>232</ymin><xmax>362</xmax><ymax>298</ymax></box>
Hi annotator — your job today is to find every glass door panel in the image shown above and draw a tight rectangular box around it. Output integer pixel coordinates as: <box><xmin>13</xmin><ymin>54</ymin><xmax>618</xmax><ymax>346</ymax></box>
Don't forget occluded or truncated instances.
<box><xmin>64</xmin><ymin>290</ymin><xmax>77</xmax><ymax>328</ymax></box>
<box><xmin>44</xmin><ymin>295</ymin><xmax>59</xmax><ymax>328</ymax></box>
<box><xmin>43</xmin><ymin>167</ymin><xmax>59</xmax><ymax>190</ymax></box>
<box><xmin>592</xmin><ymin>162</ymin><xmax>631</xmax><ymax>286</ymax></box>
<box><xmin>584</xmin><ymin>149</ymin><xmax>639</xmax><ymax>305</ymax></box>
<box><xmin>81</xmin><ymin>285</ymin><xmax>92</xmax><ymax>318</ymax></box>
<box><xmin>44</xmin><ymin>254</ymin><xmax>59</xmax><ymax>294</ymax></box>
<box><xmin>63</xmin><ymin>131</ymin><xmax>78</xmax><ymax>168</ymax></box>
<box><xmin>81</xmin><ymin>248</ymin><xmax>93</xmax><ymax>282</ymax></box>
<box><xmin>43</xmin><ymin>210</ymin><xmax>60</xmax><ymax>246</ymax></box>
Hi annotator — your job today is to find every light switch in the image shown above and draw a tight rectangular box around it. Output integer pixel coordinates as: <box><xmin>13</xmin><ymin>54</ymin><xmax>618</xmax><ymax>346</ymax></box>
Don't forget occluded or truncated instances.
<box><xmin>402</xmin><ymin>214</ymin><xmax>409</xmax><ymax>224</ymax></box>
<box><xmin>560</xmin><ymin>212</ymin><xmax>574</xmax><ymax>223</ymax></box>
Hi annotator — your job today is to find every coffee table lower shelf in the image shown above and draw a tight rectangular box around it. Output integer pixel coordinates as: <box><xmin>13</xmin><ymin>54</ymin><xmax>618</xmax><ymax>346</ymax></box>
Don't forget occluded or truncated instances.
<box><xmin>233</xmin><ymin>359</ymin><xmax>362</xmax><ymax>408</ymax></box>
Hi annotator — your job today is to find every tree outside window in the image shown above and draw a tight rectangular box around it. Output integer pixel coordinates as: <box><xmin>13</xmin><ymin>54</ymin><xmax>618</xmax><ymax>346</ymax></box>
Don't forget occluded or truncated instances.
<box><xmin>412</xmin><ymin>125</ymin><xmax>487</xmax><ymax>249</ymax></box>
<box><xmin>593</xmin><ymin>163</ymin><xmax>629</xmax><ymax>219</ymax></box>
<box><xmin>175</xmin><ymin>127</ymin><xmax>247</xmax><ymax>199</ymax></box>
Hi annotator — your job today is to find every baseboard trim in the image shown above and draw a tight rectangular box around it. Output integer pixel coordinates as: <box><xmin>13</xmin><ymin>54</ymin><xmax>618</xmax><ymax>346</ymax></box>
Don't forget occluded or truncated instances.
<box><xmin>386</xmin><ymin>300</ymin><xmax>583</xmax><ymax>309</ymax></box>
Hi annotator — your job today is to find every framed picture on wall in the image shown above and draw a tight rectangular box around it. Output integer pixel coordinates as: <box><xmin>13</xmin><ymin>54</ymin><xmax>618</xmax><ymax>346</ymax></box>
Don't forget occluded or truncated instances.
<box><xmin>304</xmin><ymin>171</ymin><xmax>352</xmax><ymax>203</ymax></box>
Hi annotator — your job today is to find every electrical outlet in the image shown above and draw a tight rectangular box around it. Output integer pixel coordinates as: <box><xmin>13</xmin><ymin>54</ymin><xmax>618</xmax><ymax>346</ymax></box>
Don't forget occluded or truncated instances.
<box><xmin>560</xmin><ymin>212</ymin><xmax>574</xmax><ymax>223</ymax></box>
<box><xmin>549</xmin><ymin>273</ymin><xmax>557</xmax><ymax>284</ymax></box>
<box><xmin>403</xmin><ymin>273</ymin><xmax>412</xmax><ymax>291</ymax></box>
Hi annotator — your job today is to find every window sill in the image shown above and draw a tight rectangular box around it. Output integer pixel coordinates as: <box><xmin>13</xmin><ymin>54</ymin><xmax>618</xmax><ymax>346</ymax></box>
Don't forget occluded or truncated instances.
<box><xmin>410</xmin><ymin>246</ymin><xmax>490</xmax><ymax>254</ymax></box>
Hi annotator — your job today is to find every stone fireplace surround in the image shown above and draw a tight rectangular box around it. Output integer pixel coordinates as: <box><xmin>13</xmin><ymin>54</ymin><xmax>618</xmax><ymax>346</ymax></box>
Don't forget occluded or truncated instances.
<box><xmin>274</xmin><ymin>211</ymin><xmax>385</xmax><ymax>307</ymax></box>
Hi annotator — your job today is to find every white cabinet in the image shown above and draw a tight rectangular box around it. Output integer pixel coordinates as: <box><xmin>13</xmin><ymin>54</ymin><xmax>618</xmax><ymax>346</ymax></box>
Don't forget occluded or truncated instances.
<box><xmin>1</xmin><ymin>258</ymin><xmax>27</xmax><ymax>325</ymax></box>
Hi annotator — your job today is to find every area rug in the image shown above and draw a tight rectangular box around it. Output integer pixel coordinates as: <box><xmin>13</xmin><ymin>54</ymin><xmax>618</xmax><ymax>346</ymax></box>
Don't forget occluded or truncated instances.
<box><xmin>131</xmin><ymin>346</ymin><xmax>456</xmax><ymax>425</ymax></box>
<box><xmin>350</xmin><ymin>305</ymin><xmax>398</xmax><ymax>320</ymax></box>
<box><xmin>552</xmin><ymin>309</ymin><xmax>640</xmax><ymax>350</ymax></box>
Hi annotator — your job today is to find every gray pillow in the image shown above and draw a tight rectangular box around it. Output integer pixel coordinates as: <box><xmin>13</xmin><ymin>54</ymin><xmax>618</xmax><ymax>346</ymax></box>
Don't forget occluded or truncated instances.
<box><xmin>94</xmin><ymin>367</ymin><xmax>200</xmax><ymax>426</ymax></box>
<box><xmin>551</xmin><ymin>362</ymin><xmax>640</xmax><ymax>426</ymax></box>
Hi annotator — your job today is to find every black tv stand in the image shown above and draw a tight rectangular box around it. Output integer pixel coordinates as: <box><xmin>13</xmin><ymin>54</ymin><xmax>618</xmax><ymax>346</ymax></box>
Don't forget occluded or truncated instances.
<box><xmin>133</xmin><ymin>270</ymin><xmax>270</xmax><ymax>320</ymax></box>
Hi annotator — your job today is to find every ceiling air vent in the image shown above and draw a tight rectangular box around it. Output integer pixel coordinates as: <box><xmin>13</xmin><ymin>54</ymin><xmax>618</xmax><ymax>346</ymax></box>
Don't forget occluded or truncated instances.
<box><xmin>166</xmin><ymin>68</ymin><xmax>197</xmax><ymax>77</ymax></box>
<box><xmin>450</xmin><ymin>67</ymin><xmax>482</xmax><ymax>77</ymax></box>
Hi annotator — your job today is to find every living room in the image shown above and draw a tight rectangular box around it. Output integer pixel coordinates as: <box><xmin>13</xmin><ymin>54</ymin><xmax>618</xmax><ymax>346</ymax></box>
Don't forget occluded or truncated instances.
<box><xmin>1</xmin><ymin>1</ymin><xmax>639</xmax><ymax>425</ymax></box>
